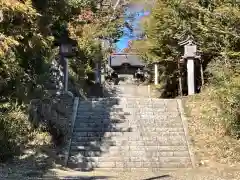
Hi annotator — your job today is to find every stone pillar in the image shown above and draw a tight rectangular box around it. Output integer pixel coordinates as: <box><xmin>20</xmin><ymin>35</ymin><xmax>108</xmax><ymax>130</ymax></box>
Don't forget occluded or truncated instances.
<box><xmin>154</xmin><ymin>63</ymin><xmax>158</xmax><ymax>85</ymax></box>
<box><xmin>62</xmin><ymin>57</ymin><xmax>68</xmax><ymax>92</ymax></box>
<box><xmin>187</xmin><ymin>58</ymin><xmax>195</xmax><ymax>95</ymax></box>
<box><xmin>0</xmin><ymin>10</ymin><xmax>3</xmax><ymax>22</ymax></box>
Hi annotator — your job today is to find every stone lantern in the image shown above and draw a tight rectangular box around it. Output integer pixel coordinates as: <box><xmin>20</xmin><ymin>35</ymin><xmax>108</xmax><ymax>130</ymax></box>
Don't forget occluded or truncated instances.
<box><xmin>178</xmin><ymin>36</ymin><xmax>201</xmax><ymax>95</ymax></box>
<box><xmin>54</xmin><ymin>30</ymin><xmax>77</xmax><ymax>92</ymax></box>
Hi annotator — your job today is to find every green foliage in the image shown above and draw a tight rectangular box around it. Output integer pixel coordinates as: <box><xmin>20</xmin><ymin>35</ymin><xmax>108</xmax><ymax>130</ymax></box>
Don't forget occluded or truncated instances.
<box><xmin>67</xmin><ymin>0</ymin><xmax>96</xmax><ymax>8</ymax></box>
<box><xmin>207</xmin><ymin>59</ymin><xmax>240</xmax><ymax>137</ymax></box>
<box><xmin>0</xmin><ymin>102</ymin><xmax>32</xmax><ymax>162</ymax></box>
<box><xmin>133</xmin><ymin>0</ymin><xmax>240</xmax><ymax>73</ymax></box>
<box><xmin>68</xmin><ymin>6</ymin><xmax>124</xmax><ymax>80</ymax></box>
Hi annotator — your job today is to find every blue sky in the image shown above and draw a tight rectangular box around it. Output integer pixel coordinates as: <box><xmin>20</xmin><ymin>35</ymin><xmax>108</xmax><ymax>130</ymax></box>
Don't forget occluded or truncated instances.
<box><xmin>115</xmin><ymin>7</ymin><xmax>150</xmax><ymax>52</ymax></box>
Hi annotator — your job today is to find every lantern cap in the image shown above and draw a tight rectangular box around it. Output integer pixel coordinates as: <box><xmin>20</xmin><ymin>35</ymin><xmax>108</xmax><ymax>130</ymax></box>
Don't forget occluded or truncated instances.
<box><xmin>178</xmin><ymin>35</ymin><xmax>196</xmax><ymax>46</ymax></box>
<box><xmin>53</xmin><ymin>31</ymin><xmax>77</xmax><ymax>47</ymax></box>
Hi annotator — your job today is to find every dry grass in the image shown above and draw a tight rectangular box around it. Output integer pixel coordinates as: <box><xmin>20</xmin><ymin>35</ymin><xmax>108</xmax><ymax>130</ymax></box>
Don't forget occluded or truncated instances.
<box><xmin>0</xmin><ymin>104</ymin><xmax>56</xmax><ymax>178</ymax></box>
<box><xmin>183</xmin><ymin>87</ymin><xmax>240</xmax><ymax>167</ymax></box>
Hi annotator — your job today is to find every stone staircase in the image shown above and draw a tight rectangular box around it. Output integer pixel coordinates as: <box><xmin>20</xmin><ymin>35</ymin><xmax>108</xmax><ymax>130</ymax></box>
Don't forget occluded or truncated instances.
<box><xmin>67</xmin><ymin>94</ymin><xmax>193</xmax><ymax>171</ymax></box>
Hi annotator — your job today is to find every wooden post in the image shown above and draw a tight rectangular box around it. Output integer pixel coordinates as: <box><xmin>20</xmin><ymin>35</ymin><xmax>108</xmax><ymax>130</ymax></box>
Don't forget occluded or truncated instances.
<box><xmin>148</xmin><ymin>85</ymin><xmax>150</xmax><ymax>98</ymax></box>
<box><xmin>178</xmin><ymin>59</ymin><xmax>183</xmax><ymax>97</ymax></box>
<box><xmin>200</xmin><ymin>61</ymin><xmax>204</xmax><ymax>86</ymax></box>
<box><xmin>154</xmin><ymin>63</ymin><xmax>158</xmax><ymax>85</ymax></box>
<box><xmin>95</xmin><ymin>62</ymin><xmax>100</xmax><ymax>84</ymax></box>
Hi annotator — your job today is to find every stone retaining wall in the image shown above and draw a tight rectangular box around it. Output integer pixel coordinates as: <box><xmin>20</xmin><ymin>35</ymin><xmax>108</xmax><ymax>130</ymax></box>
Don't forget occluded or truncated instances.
<box><xmin>28</xmin><ymin>92</ymin><xmax>74</xmax><ymax>145</ymax></box>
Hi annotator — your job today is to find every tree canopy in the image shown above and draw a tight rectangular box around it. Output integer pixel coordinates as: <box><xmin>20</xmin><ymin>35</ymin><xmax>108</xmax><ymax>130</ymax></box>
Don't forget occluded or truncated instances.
<box><xmin>130</xmin><ymin>0</ymin><xmax>240</xmax><ymax>137</ymax></box>
<box><xmin>0</xmin><ymin>0</ymin><xmax>124</xmax><ymax>102</ymax></box>
<box><xmin>0</xmin><ymin>0</ymin><xmax>124</xmax><ymax>161</ymax></box>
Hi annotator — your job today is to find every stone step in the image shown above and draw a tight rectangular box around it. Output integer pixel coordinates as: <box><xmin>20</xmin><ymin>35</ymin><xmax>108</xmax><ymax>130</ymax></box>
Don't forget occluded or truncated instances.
<box><xmin>84</xmin><ymin>97</ymin><xmax>120</xmax><ymax>101</ymax></box>
<box><xmin>68</xmin><ymin>157</ymin><xmax>192</xmax><ymax>169</ymax></box>
<box><xmin>72</xmin><ymin>124</ymin><xmax>182</xmax><ymax>130</ymax></box>
<box><xmin>73</xmin><ymin>122</ymin><xmax>129</xmax><ymax>127</ymax></box>
<box><xmin>79</xmin><ymin>97</ymin><xmax>119</xmax><ymax>101</ymax></box>
<box><xmin>77</xmin><ymin>105</ymin><xmax>121</xmax><ymax>109</ymax></box>
<box><xmin>78</xmin><ymin>101</ymin><xmax>123</xmax><ymax>105</ymax></box>
<box><xmin>75</xmin><ymin>112</ymin><xmax>126</xmax><ymax>116</ymax></box>
<box><xmin>76</xmin><ymin>106</ymin><xmax>176</xmax><ymax>111</ymax></box>
<box><xmin>70</xmin><ymin>139</ymin><xmax>186</xmax><ymax>147</ymax></box>
<box><xmin>71</xmin><ymin>133</ymin><xmax>137</xmax><ymax>140</ymax></box>
<box><xmin>72</xmin><ymin>131</ymin><xmax>133</xmax><ymax>137</ymax></box>
<box><xmin>72</xmin><ymin>128</ymin><xmax>133</xmax><ymax>133</ymax></box>
<box><xmin>134</xmin><ymin>112</ymin><xmax>171</xmax><ymax>116</ymax></box>
<box><xmin>137</xmin><ymin>113</ymin><xmax>180</xmax><ymax>118</ymax></box>
<box><xmin>70</xmin><ymin>140</ymin><xmax>117</xmax><ymax>147</ymax></box>
<box><xmin>137</xmin><ymin>122</ymin><xmax>183</xmax><ymax>127</ymax></box>
<box><xmin>69</xmin><ymin>151</ymin><xmax>190</xmax><ymax>162</ymax></box>
<box><xmin>76</xmin><ymin>113</ymin><xmax>131</xmax><ymax>118</ymax></box>
<box><xmin>78</xmin><ymin>103</ymin><xmax>117</xmax><ymax>106</ymax></box>
<box><xmin>77</xmin><ymin>105</ymin><xmax>168</xmax><ymax>108</ymax></box>
<box><xmin>133</xmin><ymin>104</ymin><xmax>166</xmax><ymax>107</ymax></box>
<box><xmin>75</xmin><ymin>110</ymin><xmax>124</xmax><ymax>113</ymax></box>
<box><xmin>73</xmin><ymin>121</ymin><xmax>183</xmax><ymax>129</ymax></box>
<box><xmin>74</xmin><ymin>117</ymin><xmax>182</xmax><ymax>123</ymax></box>
<box><xmin>70</xmin><ymin>141</ymin><xmax>187</xmax><ymax>148</ymax></box>
<box><xmin>78</xmin><ymin>102</ymin><xmax>168</xmax><ymax>106</ymax></box>
<box><xmin>73</xmin><ymin>122</ymin><xmax>136</xmax><ymax>127</ymax></box>
<box><xmin>68</xmin><ymin>154</ymin><xmax>190</xmax><ymax>163</ymax></box>
<box><xmin>75</xmin><ymin>115</ymin><xmax>129</xmax><ymax>119</ymax></box>
<box><xmin>70</xmin><ymin>147</ymin><xmax>190</xmax><ymax>158</ymax></box>
<box><xmin>71</xmin><ymin>138</ymin><xmax>187</xmax><ymax>146</ymax></box>
<box><xmin>72</xmin><ymin>131</ymin><xmax>185</xmax><ymax>137</ymax></box>
<box><xmin>143</xmin><ymin>140</ymin><xmax>187</xmax><ymax>146</ymax></box>
<box><xmin>137</xmin><ymin>108</ymin><xmax>167</xmax><ymax>112</ymax></box>
<box><xmin>77</xmin><ymin>106</ymin><xmax>126</xmax><ymax>110</ymax></box>
<box><xmin>77</xmin><ymin>107</ymin><xmax>128</xmax><ymax>111</ymax></box>
<box><xmin>68</xmin><ymin>160</ymin><xmax>192</xmax><ymax>170</ymax></box>
<box><xmin>131</xmin><ymin>107</ymin><xmax>169</xmax><ymax>110</ymax></box>
<box><xmin>76</xmin><ymin>110</ymin><xmax>129</xmax><ymax>114</ymax></box>
<box><xmin>120</xmin><ymin>97</ymin><xmax>175</xmax><ymax>101</ymax></box>
<box><xmin>70</xmin><ymin>141</ymin><xmax>188</xmax><ymax>150</ymax></box>
<box><xmin>136</xmin><ymin>118</ymin><xmax>181</xmax><ymax>122</ymax></box>
<box><xmin>137</xmin><ymin>117</ymin><xmax>181</xmax><ymax>121</ymax></box>
<box><xmin>72</xmin><ymin>131</ymin><xmax>186</xmax><ymax>139</ymax></box>
<box><xmin>73</xmin><ymin>119</ymin><xmax>125</xmax><ymax>124</ymax></box>
<box><xmin>140</xmin><ymin>127</ymin><xmax>184</xmax><ymax>132</ymax></box>
<box><xmin>147</xmin><ymin>151</ymin><xmax>190</xmax><ymax>158</ymax></box>
<box><xmin>138</xmin><ymin>118</ymin><xmax>182</xmax><ymax>123</ymax></box>
<box><xmin>73</xmin><ymin>119</ymin><xmax>126</xmax><ymax>124</ymax></box>
<box><xmin>70</xmin><ymin>144</ymin><xmax>189</xmax><ymax>151</ymax></box>
<box><xmin>78</xmin><ymin>97</ymin><xmax>177</xmax><ymax>102</ymax></box>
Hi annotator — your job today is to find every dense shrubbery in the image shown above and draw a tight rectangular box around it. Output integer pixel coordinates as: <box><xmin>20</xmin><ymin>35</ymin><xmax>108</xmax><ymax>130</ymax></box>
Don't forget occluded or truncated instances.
<box><xmin>0</xmin><ymin>0</ymin><xmax>123</xmax><ymax>161</ymax></box>
<box><xmin>0</xmin><ymin>103</ymin><xmax>32</xmax><ymax>161</ymax></box>
<box><xmin>130</xmin><ymin>0</ymin><xmax>240</xmax><ymax>137</ymax></box>
<box><xmin>206</xmin><ymin>59</ymin><xmax>240</xmax><ymax>137</ymax></box>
